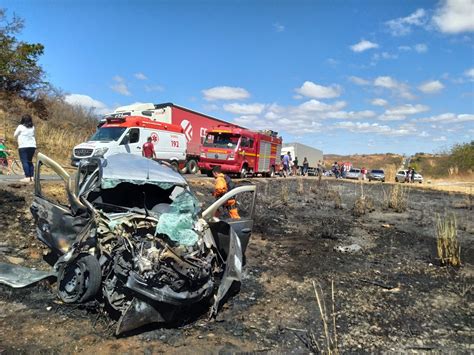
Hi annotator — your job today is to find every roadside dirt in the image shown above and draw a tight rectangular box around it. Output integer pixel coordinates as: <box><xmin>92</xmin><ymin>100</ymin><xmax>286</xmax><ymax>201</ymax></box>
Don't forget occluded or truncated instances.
<box><xmin>0</xmin><ymin>177</ymin><xmax>473</xmax><ymax>353</ymax></box>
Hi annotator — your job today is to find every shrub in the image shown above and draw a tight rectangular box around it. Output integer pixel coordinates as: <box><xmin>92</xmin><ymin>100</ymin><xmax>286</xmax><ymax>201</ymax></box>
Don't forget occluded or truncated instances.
<box><xmin>436</xmin><ymin>213</ymin><xmax>461</xmax><ymax>267</ymax></box>
<box><xmin>387</xmin><ymin>184</ymin><xmax>409</xmax><ymax>212</ymax></box>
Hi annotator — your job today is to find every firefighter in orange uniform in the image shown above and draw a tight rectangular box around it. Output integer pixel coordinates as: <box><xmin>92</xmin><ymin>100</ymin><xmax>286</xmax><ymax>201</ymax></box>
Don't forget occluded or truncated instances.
<box><xmin>212</xmin><ymin>166</ymin><xmax>240</xmax><ymax>219</ymax></box>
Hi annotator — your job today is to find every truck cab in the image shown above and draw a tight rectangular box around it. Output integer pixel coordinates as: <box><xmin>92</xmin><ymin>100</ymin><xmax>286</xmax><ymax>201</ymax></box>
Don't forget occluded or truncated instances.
<box><xmin>199</xmin><ymin>127</ymin><xmax>281</xmax><ymax>178</ymax></box>
<box><xmin>72</xmin><ymin>116</ymin><xmax>186</xmax><ymax>168</ymax></box>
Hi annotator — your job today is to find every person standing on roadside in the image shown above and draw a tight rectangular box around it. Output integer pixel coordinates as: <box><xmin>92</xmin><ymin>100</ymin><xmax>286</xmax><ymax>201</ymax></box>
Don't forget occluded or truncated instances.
<box><xmin>282</xmin><ymin>152</ymin><xmax>290</xmax><ymax>177</ymax></box>
<box><xmin>14</xmin><ymin>115</ymin><xmax>36</xmax><ymax>183</ymax></box>
<box><xmin>302</xmin><ymin>157</ymin><xmax>309</xmax><ymax>176</ymax></box>
<box><xmin>142</xmin><ymin>136</ymin><xmax>156</xmax><ymax>159</ymax></box>
<box><xmin>293</xmin><ymin>156</ymin><xmax>299</xmax><ymax>176</ymax></box>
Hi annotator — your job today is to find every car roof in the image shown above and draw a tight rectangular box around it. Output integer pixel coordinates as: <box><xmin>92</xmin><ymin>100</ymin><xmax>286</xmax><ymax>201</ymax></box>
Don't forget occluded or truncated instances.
<box><xmin>101</xmin><ymin>153</ymin><xmax>187</xmax><ymax>187</ymax></box>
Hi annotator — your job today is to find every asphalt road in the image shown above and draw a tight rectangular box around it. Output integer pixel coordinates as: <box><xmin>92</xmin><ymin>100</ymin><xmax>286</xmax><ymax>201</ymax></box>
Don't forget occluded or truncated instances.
<box><xmin>0</xmin><ymin>174</ymin><xmax>61</xmax><ymax>184</ymax></box>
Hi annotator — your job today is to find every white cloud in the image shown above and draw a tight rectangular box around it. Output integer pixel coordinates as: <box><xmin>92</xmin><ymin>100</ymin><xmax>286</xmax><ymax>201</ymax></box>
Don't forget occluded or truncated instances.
<box><xmin>386</xmin><ymin>104</ymin><xmax>430</xmax><ymax>116</ymax></box>
<box><xmin>350</xmin><ymin>40</ymin><xmax>379</xmax><ymax>52</ymax></box>
<box><xmin>418</xmin><ymin>80</ymin><xmax>445</xmax><ymax>93</ymax></box>
<box><xmin>418</xmin><ymin>113</ymin><xmax>474</xmax><ymax>123</ymax></box>
<box><xmin>297</xmin><ymin>99</ymin><xmax>346</xmax><ymax>112</ymax></box>
<box><xmin>465</xmin><ymin>67</ymin><xmax>474</xmax><ymax>81</ymax></box>
<box><xmin>144</xmin><ymin>84</ymin><xmax>164</xmax><ymax>92</ymax></box>
<box><xmin>333</xmin><ymin>121</ymin><xmax>415</xmax><ymax>136</ymax></box>
<box><xmin>371</xmin><ymin>98</ymin><xmax>388</xmax><ymax>106</ymax></box>
<box><xmin>348</xmin><ymin>76</ymin><xmax>370</xmax><ymax>85</ymax></box>
<box><xmin>223</xmin><ymin>103</ymin><xmax>266</xmax><ymax>115</ymax></box>
<box><xmin>295</xmin><ymin>81</ymin><xmax>342</xmax><ymax>99</ymax></box>
<box><xmin>64</xmin><ymin>94</ymin><xmax>110</xmax><ymax>115</ymax></box>
<box><xmin>433</xmin><ymin>0</ymin><xmax>474</xmax><ymax>34</ymax></box>
<box><xmin>414</xmin><ymin>43</ymin><xmax>428</xmax><ymax>53</ymax></box>
<box><xmin>433</xmin><ymin>136</ymin><xmax>447</xmax><ymax>142</ymax></box>
<box><xmin>419</xmin><ymin>131</ymin><xmax>430</xmax><ymax>137</ymax></box>
<box><xmin>273</xmin><ymin>22</ymin><xmax>285</xmax><ymax>32</ymax></box>
<box><xmin>325</xmin><ymin>110</ymin><xmax>376</xmax><ymax>120</ymax></box>
<box><xmin>372</xmin><ymin>52</ymin><xmax>398</xmax><ymax>61</ymax></box>
<box><xmin>110</xmin><ymin>76</ymin><xmax>131</xmax><ymax>96</ymax></box>
<box><xmin>134</xmin><ymin>72</ymin><xmax>148</xmax><ymax>80</ymax></box>
<box><xmin>398</xmin><ymin>45</ymin><xmax>412</xmax><ymax>51</ymax></box>
<box><xmin>374</xmin><ymin>76</ymin><xmax>415</xmax><ymax>100</ymax></box>
<box><xmin>385</xmin><ymin>8</ymin><xmax>427</xmax><ymax>36</ymax></box>
<box><xmin>202</xmin><ymin>86</ymin><xmax>250</xmax><ymax>101</ymax></box>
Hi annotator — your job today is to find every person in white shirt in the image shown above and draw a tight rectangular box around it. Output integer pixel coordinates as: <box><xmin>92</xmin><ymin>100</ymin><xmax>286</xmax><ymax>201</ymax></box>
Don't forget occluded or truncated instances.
<box><xmin>14</xmin><ymin>114</ymin><xmax>37</xmax><ymax>182</ymax></box>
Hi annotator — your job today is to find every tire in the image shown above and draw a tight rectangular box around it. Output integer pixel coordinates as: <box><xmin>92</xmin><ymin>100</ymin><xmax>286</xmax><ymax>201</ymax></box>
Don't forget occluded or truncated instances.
<box><xmin>240</xmin><ymin>166</ymin><xmax>248</xmax><ymax>179</ymax></box>
<box><xmin>186</xmin><ymin>159</ymin><xmax>199</xmax><ymax>174</ymax></box>
<box><xmin>11</xmin><ymin>160</ymin><xmax>23</xmax><ymax>175</ymax></box>
<box><xmin>170</xmin><ymin>161</ymin><xmax>179</xmax><ymax>172</ymax></box>
<box><xmin>57</xmin><ymin>254</ymin><xmax>101</xmax><ymax>303</ymax></box>
<box><xmin>395</xmin><ymin>178</ymin><xmax>399</xmax><ymax>183</ymax></box>
<box><xmin>179</xmin><ymin>165</ymin><xmax>188</xmax><ymax>174</ymax></box>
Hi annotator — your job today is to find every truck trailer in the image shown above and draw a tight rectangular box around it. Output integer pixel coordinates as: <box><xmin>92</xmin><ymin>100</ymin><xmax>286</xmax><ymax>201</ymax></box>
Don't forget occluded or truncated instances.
<box><xmin>282</xmin><ymin>142</ymin><xmax>323</xmax><ymax>174</ymax></box>
<box><xmin>199</xmin><ymin>126</ymin><xmax>282</xmax><ymax>178</ymax></box>
<box><xmin>95</xmin><ymin>103</ymin><xmax>241</xmax><ymax>173</ymax></box>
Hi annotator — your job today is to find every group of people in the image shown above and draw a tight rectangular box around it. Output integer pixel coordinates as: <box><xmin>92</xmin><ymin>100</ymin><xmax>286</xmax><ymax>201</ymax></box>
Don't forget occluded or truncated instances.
<box><xmin>280</xmin><ymin>151</ymin><xmax>322</xmax><ymax>177</ymax></box>
<box><xmin>332</xmin><ymin>161</ymin><xmax>348</xmax><ymax>179</ymax></box>
<box><xmin>0</xmin><ymin>114</ymin><xmax>37</xmax><ymax>183</ymax></box>
<box><xmin>404</xmin><ymin>167</ymin><xmax>418</xmax><ymax>183</ymax></box>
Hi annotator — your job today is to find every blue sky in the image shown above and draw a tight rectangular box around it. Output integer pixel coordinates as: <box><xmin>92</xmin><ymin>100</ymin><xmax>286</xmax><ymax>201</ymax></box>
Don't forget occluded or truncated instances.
<box><xmin>4</xmin><ymin>0</ymin><xmax>474</xmax><ymax>154</ymax></box>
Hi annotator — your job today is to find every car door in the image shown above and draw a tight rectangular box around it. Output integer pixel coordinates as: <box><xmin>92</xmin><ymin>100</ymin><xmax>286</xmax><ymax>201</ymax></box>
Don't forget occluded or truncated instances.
<box><xmin>118</xmin><ymin>127</ymin><xmax>142</xmax><ymax>155</ymax></box>
<box><xmin>30</xmin><ymin>153</ymin><xmax>89</xmax><ymax>254</ymax></box>
<box><xmin>202</xmin><ymin>185</ymin><xmax>256</xmax><ymax>257</ymax></box>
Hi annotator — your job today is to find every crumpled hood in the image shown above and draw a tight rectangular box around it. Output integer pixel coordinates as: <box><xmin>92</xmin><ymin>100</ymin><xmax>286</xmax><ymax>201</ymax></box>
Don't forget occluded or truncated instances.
<box><xmin>74</xmin><ymin>141</ymin><xmax>110</xmax><ymax>150</ymax></box>
<box><xmin>100</xmin><ymin>153</ymin><xmax>187</xmax><ymax>189</ymax></box>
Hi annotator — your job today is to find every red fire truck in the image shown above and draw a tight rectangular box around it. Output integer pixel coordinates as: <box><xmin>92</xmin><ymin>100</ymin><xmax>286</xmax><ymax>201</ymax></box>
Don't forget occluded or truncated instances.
<box><xmin>198</xmin><ymin>126</ymin><xmax>282</xmax><ymax>178</ymax></box>
<box><xmin>106</xmin><ymin>103</ymin><xmax>241</xmax><ymax>173</ymax></box>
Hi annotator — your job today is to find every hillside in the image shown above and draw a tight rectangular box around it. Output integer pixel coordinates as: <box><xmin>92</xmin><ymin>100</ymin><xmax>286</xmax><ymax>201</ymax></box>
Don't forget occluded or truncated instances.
<box><xmin>0</xmin><ymin>94</ymin><xmax>98</xmax><ymax>166</ymax></box>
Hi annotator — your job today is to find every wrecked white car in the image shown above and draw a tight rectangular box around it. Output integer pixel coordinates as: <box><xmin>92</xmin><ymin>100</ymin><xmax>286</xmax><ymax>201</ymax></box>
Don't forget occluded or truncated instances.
<box><xmin>30</xmin><ymin>153</ymin><xmax>256</xmax><ymax>335</ymax></box>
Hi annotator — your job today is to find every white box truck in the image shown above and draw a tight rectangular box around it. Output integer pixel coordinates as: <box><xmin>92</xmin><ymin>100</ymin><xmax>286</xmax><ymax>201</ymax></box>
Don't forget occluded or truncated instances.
<box><xmin>282</xmin><ymin>142</ymin><xmax>323</xmax><ymax>175</ymax></box>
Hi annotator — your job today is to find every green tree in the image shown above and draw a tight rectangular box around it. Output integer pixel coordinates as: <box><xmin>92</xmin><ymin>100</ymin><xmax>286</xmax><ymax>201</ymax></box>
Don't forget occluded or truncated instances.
<box><xmin>0</xmin><ymin>8</ymin><xmax>47</xmax><ymax>99</ymax></box>
<box><xmin>451</xmin><ymin>141</ymin><xmax>474</xmax><ymax>172</ymax></box>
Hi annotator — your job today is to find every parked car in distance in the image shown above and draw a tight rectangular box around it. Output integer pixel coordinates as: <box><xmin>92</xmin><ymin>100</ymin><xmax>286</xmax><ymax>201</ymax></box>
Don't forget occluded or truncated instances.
<box><xmin>368</xmin><ymin>169</ymin><xmax>385</xmax><ymax>182</ymax></box>
<box><xmin>346</xmin><ymin>168</ymin><xmax>361</xmax><ymax>180</ymax></box>
<box><xmin>395</xmin><ymin>169</ymin><xmax>423</xmax><ymax>183</ymax></box>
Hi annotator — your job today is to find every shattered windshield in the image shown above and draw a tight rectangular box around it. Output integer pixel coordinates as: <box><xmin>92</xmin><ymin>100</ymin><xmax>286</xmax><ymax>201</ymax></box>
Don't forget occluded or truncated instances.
<box><xmin>89</xmin><ymin>127</ymin><xmax>126</xmax><ymax>142</ymax></box>
<box><xmin>203</xmin><ymin>133</ymin><xmax>240</xmax><ymax>148</ymax></box>
<box><xmin>155</xmin><ymin>189</ymin><xmax>201</xmax><ymax>246</ymax></box>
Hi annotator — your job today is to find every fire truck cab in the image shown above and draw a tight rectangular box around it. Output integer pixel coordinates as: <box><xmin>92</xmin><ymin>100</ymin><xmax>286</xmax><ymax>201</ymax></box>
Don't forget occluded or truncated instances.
<box><xmin>198</xmin><ymin>126</ymin><xmax>282</xmax><ymax>178</ymax></box>
<box><xmin>72</xmin><ymin>116</ymin><xmax>186</xmax><ymax>169</ymax></box>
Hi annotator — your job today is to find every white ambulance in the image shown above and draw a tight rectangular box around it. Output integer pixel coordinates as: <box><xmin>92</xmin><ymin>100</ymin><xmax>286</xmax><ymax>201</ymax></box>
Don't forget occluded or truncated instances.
<box><xmin>71</xmin><ymin>115</ymin><xmax>187</xmax><ymax>169</ymax></box>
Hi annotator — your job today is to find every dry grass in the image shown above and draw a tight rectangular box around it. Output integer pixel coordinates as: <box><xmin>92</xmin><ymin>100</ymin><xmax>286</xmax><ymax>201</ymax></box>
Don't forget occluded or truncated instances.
<box><xmin>387</xmin><ymin>184</ymin><xmax>409</xmax><ymax>212</ymax></box>
<box><xmin>352</xmin><ymin>181</ymin><xmax>374</xmax><ymax>216</ymax></box>
<box><xmin>436</xmin><ymin>213</ymin><xmax>461</xmax><ymax>267</ymax></box>
<box><xmin>1</xmin><ymin>95</ymin><xmax>97</xmax><ymax>166</ymax></box>
<box><xmin>281</xmin><ymin>182</ymin><xmax>289</xmax><ymax>204</ymax></box>
<box><xmin>306</xmin><ymin>280</ymin><xmax>339</xmax><ymax>354</ymax></box>
<box><xmin>297</xmin><ymin>177</ymin><xmax>304</xmax><ymax>194</ymax></box>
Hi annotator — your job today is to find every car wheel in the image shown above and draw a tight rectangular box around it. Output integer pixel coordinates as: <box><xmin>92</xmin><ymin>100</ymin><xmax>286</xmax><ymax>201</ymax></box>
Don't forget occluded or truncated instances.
<box><xmin>170</xmin><ymin>161</ymin><xmax>179</xmax><ymax>172</ymax></box>
<box><xmin>186</xmin><ymin>159</ymin><xmax>199</xmax><ymax>174</ymax></box>
<box><xmin>395</xmin><ymin>178</ymin><xmax>399</xmax><ymax>182</ymax></box>
<box><xmin>382</xmin><ymin>179</ymin><xmax>385</xmax><ymax>183</ymax></box>
<box><xmin>240</xmin><ymin>167</ymin><xmax>248</xmax><ymax>178</ymax></box>
<box><xmin>57</xmin><ymin>254</ymin><xmax>101</xmax><ymax>303</ymax></box>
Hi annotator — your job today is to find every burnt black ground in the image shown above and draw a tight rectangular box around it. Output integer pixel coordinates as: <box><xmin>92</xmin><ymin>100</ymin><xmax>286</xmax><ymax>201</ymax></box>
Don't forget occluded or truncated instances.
<box><xmin>0</xmin><ymin>177</ymin><xmax>473</xmax><ymax>353</ymax></box>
